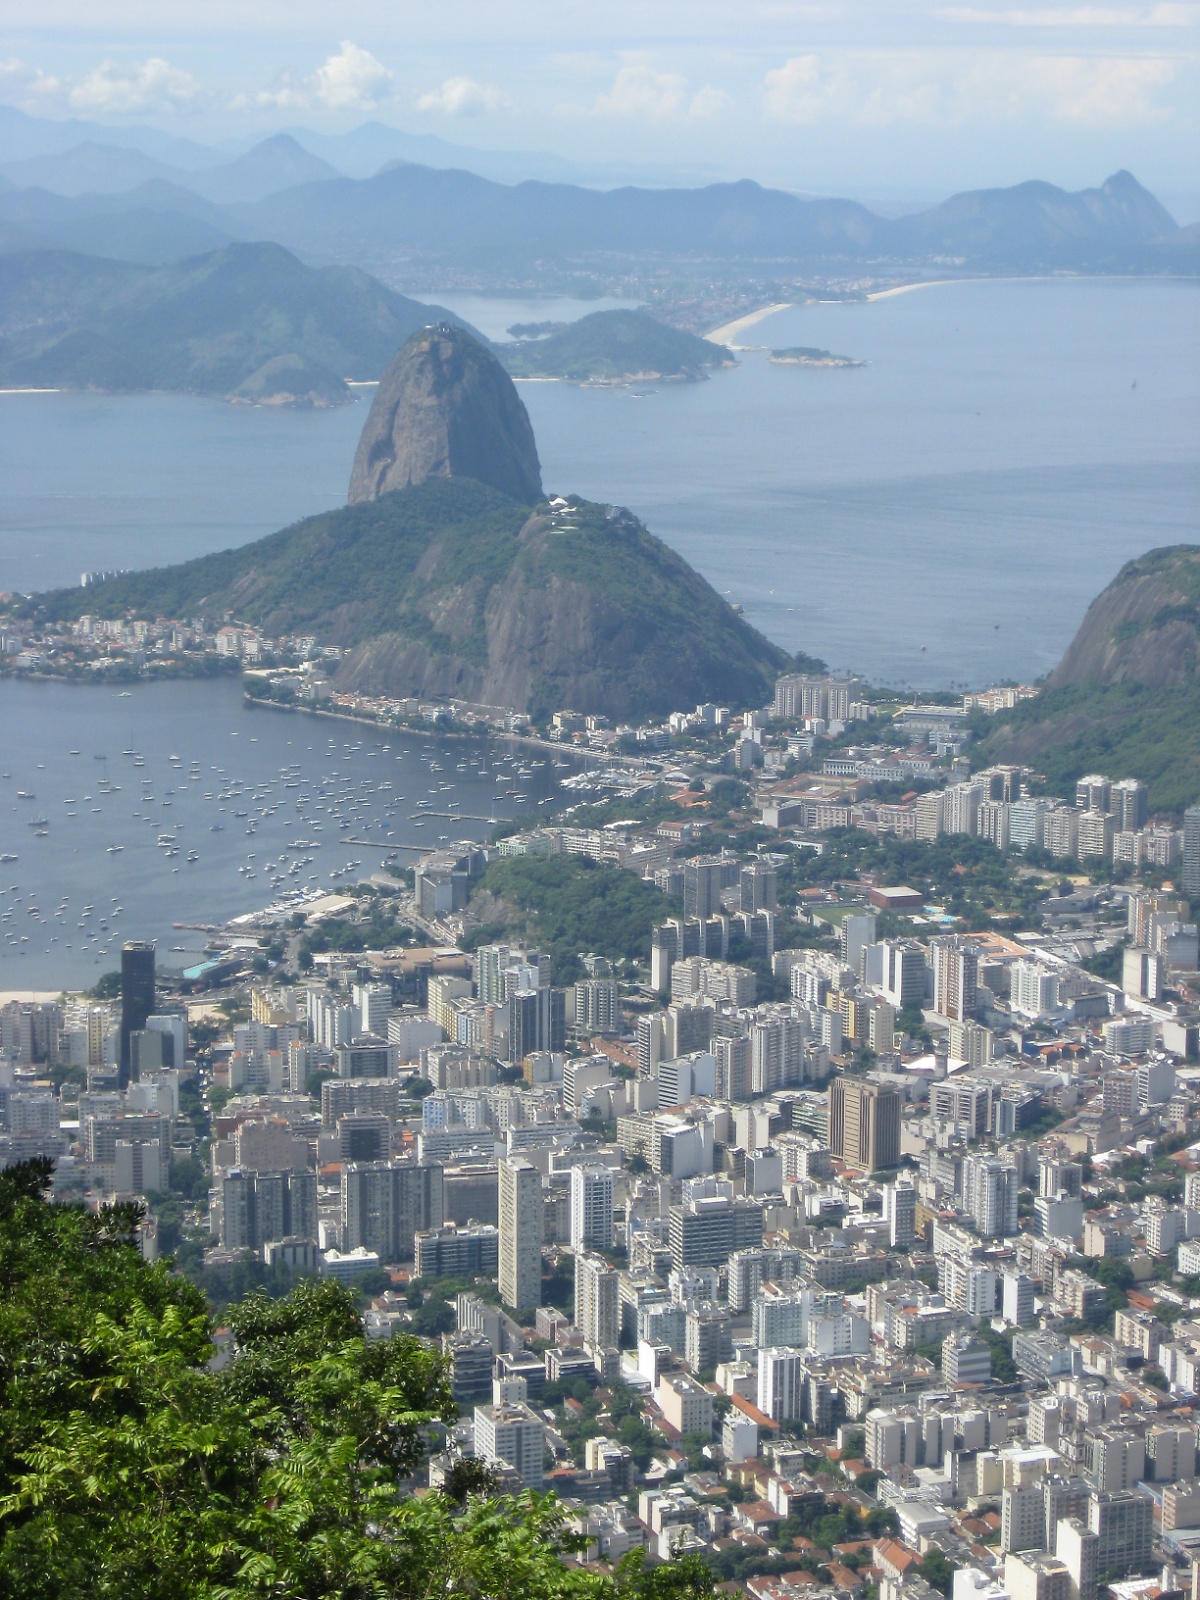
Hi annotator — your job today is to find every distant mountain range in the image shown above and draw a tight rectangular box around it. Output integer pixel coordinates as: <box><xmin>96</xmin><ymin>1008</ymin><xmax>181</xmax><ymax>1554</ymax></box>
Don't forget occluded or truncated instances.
<box><xmin>0</xmin><ymin>106</ymin><xmax>1191</xmax><ymax>279</ymax></box>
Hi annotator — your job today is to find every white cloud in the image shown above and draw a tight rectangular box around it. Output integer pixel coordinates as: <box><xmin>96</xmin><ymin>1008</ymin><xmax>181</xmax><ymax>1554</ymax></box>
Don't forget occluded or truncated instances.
<box><xmin>937</xmin><ymin>5</ymin><xmax>1197</xmax><ymax>24</ymax></box>
<box><xmin>762</xmin><ymin>47</ymin><xmax>1177</xmax><ymax>126</ymax></box>
<box><xmin>0</xmin><ymin>57</ymin><xmax>61</xmax><ymax>101</ymax></box>
<box><xmin>570</xmin><ymin>62</ymin><xmax>730</xmax><ymax>120</ymax></box>
<box><xmin>594</xmin><ymin>63</ymin><xmax>689</xmax><ymax>118</ymax></box>
<box><xmin>239</xmin><ymin>42</ymin><xmax>391</xmax><ymax>114</ymax></box>
<box><xmin>0</xmin><ymin>54</ymin><xmax>201</xmax><ymax>115</ymax></box>
<box><xmin>312</xmin><ymin>41</ymin><xmax>391</xmax><ymax>110</ymax></box>
<box><xmin>67</xmin><ymin>57</ymin><xmax>202</xmax><ymax>114</ymax></box>
<box><xmin>415</xmin><ymin>75</ymin><xmax>509</xmax><ymax>115</ymax></box>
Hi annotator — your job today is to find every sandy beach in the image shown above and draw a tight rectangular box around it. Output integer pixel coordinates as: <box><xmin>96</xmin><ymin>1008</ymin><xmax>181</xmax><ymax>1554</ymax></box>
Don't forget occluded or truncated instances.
<box><xmin>706</xmin><ymin>303</ymin><xmax>793</xmax><ymax>344</ymax></box>
<box><xmin>866</xmin><ymin>280</ymin><xmax>960</xmax><ymax>301</ymax></box>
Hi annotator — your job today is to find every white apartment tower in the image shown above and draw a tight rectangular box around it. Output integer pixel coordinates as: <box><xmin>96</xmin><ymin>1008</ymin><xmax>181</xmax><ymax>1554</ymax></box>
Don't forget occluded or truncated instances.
<box><xmin>884</xmin><ymin>1180</ymin><xmax>917</xmax><ymax>1249</ymax></box>
<box><xmin>570</xmin><ymin>1163</ymin><xmax>614</xmax><ymax>1253</ymax></box>
<box><xmin>757</xmin><ymin>1347</ymin><xmax>803</xmax><ymax>1423</ymax></box>
<box><xmin>575</xmin><ymin>1250</ymin><xmax>619</xmax><ymax>1350</ymax></box>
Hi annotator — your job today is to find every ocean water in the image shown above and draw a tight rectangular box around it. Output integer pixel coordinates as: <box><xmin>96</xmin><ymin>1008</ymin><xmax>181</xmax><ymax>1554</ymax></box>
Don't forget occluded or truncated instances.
<box><xmin>0</xmin><ymin>278</ymin><xmax>1194</xmax><ymax>688</ymax></box>
<box><xmin>0</xmin><ymin>678</ymin><xmax>562</xmax><ymax>989</ymax></box>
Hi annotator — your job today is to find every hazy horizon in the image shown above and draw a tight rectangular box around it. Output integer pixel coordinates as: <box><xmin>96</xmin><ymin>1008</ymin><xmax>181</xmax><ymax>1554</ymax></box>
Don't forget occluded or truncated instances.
<box><xmin>1</xmin><ymin>0</ymin><xmax>1197</xmax><ymax>220</ymax></box>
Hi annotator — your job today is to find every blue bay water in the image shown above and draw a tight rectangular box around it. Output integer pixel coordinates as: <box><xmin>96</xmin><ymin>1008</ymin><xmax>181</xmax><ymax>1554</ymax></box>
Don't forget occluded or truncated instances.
<box><xmin>1</xmin><ymin>278</ymin><xmax>1195</xmax><ymax>690</ymax></box>
<box><xmin>0</xmin><ymin>677</ymin><xmax>559</xmax><ymax>989</ymax></box>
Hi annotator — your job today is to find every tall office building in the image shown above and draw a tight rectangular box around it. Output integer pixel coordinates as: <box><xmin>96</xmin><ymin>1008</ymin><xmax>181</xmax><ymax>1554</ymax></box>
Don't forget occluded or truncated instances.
<box><xmin>683</xmin><ymin>857</ymin><xmax>729</xmax><ymax>921</ymax></box>
<box><xmin>575</xmin><ymin>1251</ymin><xmax>618</xmax><ymax>1350</ymax></box>
<box><xmin>498</xmin><ymin>1156</ymin><xmax>543</xmax><ymax>1312</ymax></box>
<box><xmin>881</xmin><ymin>942</ymin><xmax>927</xmax><ymax>1011</ymax></box>
<box><xmin>340</xmin><ymin>1161</ymin><xmax>443</xmax><ymax>1262</ymax></box>
<box><xmin>119</xmin><ymin>941</ymin><xmax>156</xmax><ymax>1086</ymax></box>
<box><xmin>829</xmin><ymin>1078</ymin><xmax>901</xmax><ymax>1172</ymax></box>
<box><xmin>507</xmin><ymin>986</ymin><xmax>565</xmax><ymax>1064</ymax></box>
<box><xmin>884</xmin><ymin>1179</ymin><xmax>917</xmax><ymax>1249</ymax></box>
<box><xmin>1184</xmin><ymin>805</ymin><xmax>1200</xmax><ymax>899</ymax></box>
<box><xmin>570</xmin><ymin>1164</ymin><xmax>614</xmax><ymax>1253</ymax></box>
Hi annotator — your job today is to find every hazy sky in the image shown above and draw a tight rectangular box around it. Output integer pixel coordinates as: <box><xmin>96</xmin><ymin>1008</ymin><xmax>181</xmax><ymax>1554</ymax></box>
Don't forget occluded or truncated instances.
<box><xmin>2</xmin><ymin>0</ymin><xmax>1197</xmax><ymax>209</ymax></box>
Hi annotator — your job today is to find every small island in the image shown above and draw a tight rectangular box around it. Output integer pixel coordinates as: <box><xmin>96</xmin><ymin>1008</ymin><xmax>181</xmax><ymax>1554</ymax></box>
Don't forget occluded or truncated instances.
<box><xmin>501</xmin><ymin>309</ymin><xmax>735</xmax><ymax>384</ymax></box>
<box><xmin>769</xmin><ymin>346</ymin><xmax>865</xmax><ymax>368</ymax></box>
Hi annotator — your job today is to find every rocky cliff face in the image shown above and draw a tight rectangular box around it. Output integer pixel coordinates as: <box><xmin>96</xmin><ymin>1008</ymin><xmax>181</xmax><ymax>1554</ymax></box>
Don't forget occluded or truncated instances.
<box><xmin>1048</xmin><ymin>545</ymin><xmax>1200</xmax><ymax>688</ymax></box>
<box><xmin>348</xmin><ymin>323</ymin><xmax>542</xmax><ymax>505</ymax></box>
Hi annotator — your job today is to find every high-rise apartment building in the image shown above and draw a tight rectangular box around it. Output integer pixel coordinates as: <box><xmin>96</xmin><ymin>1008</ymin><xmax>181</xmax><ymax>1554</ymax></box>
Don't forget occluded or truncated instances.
<box><xmin>575</xmin><ymin>1250</ymin><xmax>618</xmax><ymax>1350</ymax></box>
<box><xmin>340</xmin><ymin>1160</ymin><xmax>443</xmax><ymax>1262</ymax></box>
<box><xmin>1183</xmin><ymin>805</ymin><xmax>1200</xmax><ymax>899</ymax></box>
<box><xmin>498</xmin><ymin>1156</ymin><xmax>543</xmax><ymax>1312</ymax></box>
<box><xmin>570</xmin><ymin>1163</ymin><xmax>614</xmax><ymax>1253</ymax></box>
<box><xmin>1087</xmin><ymin>1490</ymin><xmax>1152</xmax><ymax>1579</ymax></box>
<box><xmin>1110</xmin><ymin>779</ymin><xmax>1148</xmax><ymax>833</ymax></box>
<box><xmin>757</xmin><ymin>1347</ymin><xmax>803</xmax><ymax>1423</ymax></box>
<box><xmin>221</xmin><ymin>1167</ymin><xmax>316</xmax><ymax>1253</ymax></box>
<box><xmin>962</xmin><ymin>1155</ymin><xmax>1019</xmax><ymax>1239</ymax></box>
<box><xmin>829</xmin><ymin>1078</ymin><xmax>901</xmax><ymax>1172</ymax></box>
<box><xmin>1075</xmin><ymin>775</ymin><xmax>1112</xmax><ymax>813</ymax></box>
<box><xmin>932</xmin><ymin>939</ymin><xmax>979</xmax><ymax>1023</ymax></box>
<box><xmin>884</xmin><ymin>1180</ymin><xmax>917</xmax><ymax>1249</ymax></box>
<box><xmin>573</xmin><ymin>979</ymin><xmax>620</xmax><ymax>1034</ymax></box>
<box><xmin>1004</xmin><ymin>1552</ymin><xmax>1070</xmax><ymax>1600</ymax></box>
<box><xmin>1056</xmin><ymin>1518</ymin><xmax>1099</xmax><ymax>1600</ymax></box>
<box><xmin>473</xmin><ymin>1401</ymin><xmax>545</xmax><ymax>1489</ymax></box>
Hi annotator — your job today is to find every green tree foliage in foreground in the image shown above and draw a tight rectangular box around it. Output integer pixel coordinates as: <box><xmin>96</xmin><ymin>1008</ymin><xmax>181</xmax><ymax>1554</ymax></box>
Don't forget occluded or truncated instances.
<box><xmin>0</xmin><ymin>1160</ymin><xmax>713</xmax><ymax>1600</ymax></box>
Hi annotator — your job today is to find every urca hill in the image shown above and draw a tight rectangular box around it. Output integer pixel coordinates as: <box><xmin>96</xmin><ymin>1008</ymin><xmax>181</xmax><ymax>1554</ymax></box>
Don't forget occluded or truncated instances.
<box><xmin>48</xmin><ymin>324</ymin><xmax>788</xmax><ymax>721</ymax></box>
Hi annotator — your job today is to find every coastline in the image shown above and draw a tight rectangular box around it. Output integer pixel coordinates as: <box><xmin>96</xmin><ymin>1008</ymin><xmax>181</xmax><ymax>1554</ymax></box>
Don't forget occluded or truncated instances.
<box><xmin>866</xmin><ymin>280</ymin><xmax>962</xmax><ymax>302</ymax></box>
<box><xmin>705</xmin><ymin>303</ymin><xmax>793</xmax><ymax>345</ymax></box>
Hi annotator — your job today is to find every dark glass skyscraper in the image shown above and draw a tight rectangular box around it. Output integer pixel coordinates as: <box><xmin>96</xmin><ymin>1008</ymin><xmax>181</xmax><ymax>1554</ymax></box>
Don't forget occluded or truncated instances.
<box><xmin>120</xmin><ymin>941</ymin><xmax>156</xmax><ymax>1086</ymax></box>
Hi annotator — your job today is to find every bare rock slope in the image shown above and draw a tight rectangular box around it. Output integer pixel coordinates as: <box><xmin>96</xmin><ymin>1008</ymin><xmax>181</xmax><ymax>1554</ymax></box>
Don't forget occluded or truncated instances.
<box><xmin>348</xmin><ymin>323</ymin><xmax>542</xmax><ymax>505</ymax></box>
<box><xmin>1048</xmin><ymin>545</ymin><xmax>1200</xmax><ymax>689</ymax></box>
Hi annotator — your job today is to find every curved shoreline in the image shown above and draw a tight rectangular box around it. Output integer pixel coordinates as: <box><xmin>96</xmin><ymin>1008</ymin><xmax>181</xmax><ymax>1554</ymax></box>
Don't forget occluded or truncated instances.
<box><xmin>705</xmin><ymin>303</ymin><xmax>793</xmax><ymax>344</ymax></box>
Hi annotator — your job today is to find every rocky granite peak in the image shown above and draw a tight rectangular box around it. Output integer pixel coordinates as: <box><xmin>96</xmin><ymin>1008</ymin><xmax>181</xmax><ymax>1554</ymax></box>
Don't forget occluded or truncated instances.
<box><xmin>1048</xmin><ymin>544</ymin><xmax>1200</xmax><ymax>689</ymax></box>
<box><xmin>348</xmin><ymin>323</ymin><xmax>543</xmax><ymax>506</ymax></box>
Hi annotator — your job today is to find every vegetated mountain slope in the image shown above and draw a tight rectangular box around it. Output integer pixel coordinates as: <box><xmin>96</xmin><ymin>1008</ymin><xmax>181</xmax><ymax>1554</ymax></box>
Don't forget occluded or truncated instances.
<box><xmin>349</xmin><ymin>323</ymin><xmax>543</xmax><ymax>503</ymax></box>
<box><xmin>0</xmin><ymin>181</ymin><xmax>239</xmax><ymax>263</ymax></box>
<box><xmin>1047</xmin><ymin>545</ymin><xmax>1200</xmax><ymax>689</ymax></box>
<box><xmin>976</xmin><ymin>682</ymin><xmax>1200</xmax><ymax>815</ymax></box>
<box><xmin>887</xmin><ymin>171</ymin><xmax>1180</xmax><ymax>270</ymax></box>
<box><xmin>36</xmin><ymin>479</ymin><xmax>789</xmax><ymax>720</ymax></box>
<box><xmin>977</xmin><ymin>546</ymin><xmax>1200</xmax><ymax>812</ymax></box>
<box><xmin>501</xmin><ymin>310</ymin><xmax>733</xmax><ymax>382</ymax></box>
<box><xmin>232</xmin><ymin>163</ymin><xmax>1188</xmax><ymax>274</ymax></box>
<box><xmin>0</xmin><ymin>241</ymin><xmax>460</xmax><ymax>402</ymax></box>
